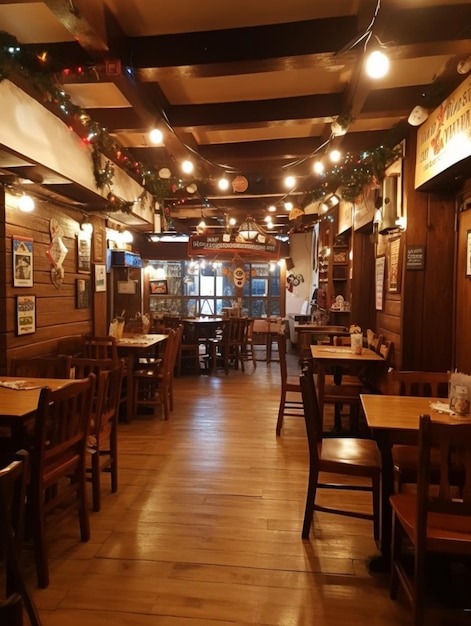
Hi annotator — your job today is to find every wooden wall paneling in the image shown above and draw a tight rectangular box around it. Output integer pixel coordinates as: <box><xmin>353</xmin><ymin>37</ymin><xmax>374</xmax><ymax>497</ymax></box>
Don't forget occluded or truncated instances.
<box><xmin>2</xmin><ymin>191</ymin><xmax>94</xmax><ymax>371</ymax></box>
<box><xmin>455</xmin><ymin>191</ymin><xmax>471</xmax><ymax>374</ymax></box>
<box><xmin>350</xmin><ymin>229</ymin><xmax>376</xmax><ymax>333</ymax></box>
<box><xmin>0</xmin><ymin>189</ymin><xmax>6</xmax><ymax>373</ymax></box>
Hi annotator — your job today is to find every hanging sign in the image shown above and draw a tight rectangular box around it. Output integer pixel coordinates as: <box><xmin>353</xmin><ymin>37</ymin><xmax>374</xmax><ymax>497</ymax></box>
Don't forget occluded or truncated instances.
<box><xmin>188</xmin><ymin>233</ymin><xmax>280</xmax><ymax>259</ymax></box>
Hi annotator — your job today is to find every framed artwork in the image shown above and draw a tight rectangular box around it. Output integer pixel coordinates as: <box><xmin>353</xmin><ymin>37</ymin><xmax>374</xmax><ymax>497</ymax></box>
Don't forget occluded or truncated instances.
<box><xmin>94</xmin><ymin>263</ymin><xmax>107</xmax><ymax>292</ymax></box>
<box><xmin>12</xmin><ymin>235</ymin><xmax>33</xmax><ymax>287</ymax></box>
<box><xmin>149</xmin><ymin>279</ymin><xmax>168</xmax><ymax>295</ymax></box>
<box><xmin>375</xmin><ymin>256</ymin><xmax>385</xmax><ymax>310</ymax></box>
<box><xmin>77</xmin><ymin>232</ymin><xmax>91</xmax><ymax>273</ymax></box>
<box><xmin>16</xmin><ymin>295</ymin><xmax>36</xmax><ymax>335</ymax></box>
<box><xmin>117</xmin><ymin>280</ymin><xmax>137</xmax><ymax>294</ymax></box>
<box><xmin>93</xmin><ymin>229</ymin><xmax>104</xmax><ymax>263</ymax></box>
<box><xmin>388</xmin><ymin>237</ymin><xmax>401</xmax><ymax>292</ymax></box>
<box><xmin>466</xmin><ymin>230</ymin><xmax>471</xmax><ymax>277</ymax></box>
<box><xmin>333</xmin><ymin>249</ymin><xmax>348</xmax><ymax>264</ymax></box>
<box><xmin>75</xmin><ymin>278</ymin><xmax>91</xmax><ymax>308</ymax></box>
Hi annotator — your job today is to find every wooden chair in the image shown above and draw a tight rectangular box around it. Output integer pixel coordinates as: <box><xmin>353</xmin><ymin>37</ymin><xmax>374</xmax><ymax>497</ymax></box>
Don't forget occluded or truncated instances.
<box><xmin>9</xmin><ymin>355</ymin><xmax>71</xmax><ymax>378</ymax></box>
<box><xmin>390</xmin><ymin>414</ymin><xmax>471</xmax><ymax>626</ymax></box>
<box><xmin>178</xmin><ymin>321</ymin><xmax>201</xmax><ymax>376</ymax></box>
<box><xmin>299</xmin><ymin>365</ymin><xmax>381</xmax><ymax>541</ymax></box>
<box><xmin>387</xmin><ymin>370</ymin><xmax>451</xmax><ymax>492</ymax></box>
<box><xmin>70</xmin><ymin>358</ymin><xmax>124</xmax><ymax>512</ymax></box>
<box><xmin>323</xmin><ymin>335</ymin><xmax>366</xmax><ymax>434</ymax></box>
<box><xmin>275</xmin><ymin>332</ymin><xmax>303</xmax><ymax>436</ymax></box>
<box><xmin>0</xmin><ymin>450</ymin><xmax>42</xmax><ymax>626</ymax></box>
<box><xmin>133</xmin><ymin>329</ymin><xmax>177</xmax><ymax>420</ymax></box>
<box><xmin>82</xmin><ymin>335</ymin><xmax>119</xmax><ymax>362</ymax></box>
<box><xmin>28</xmin><ymin>375</ymin><xmax>95</xmax><ymax>588</ymax></box>
<box><xmin>240</xmin><ymin>318</ymin><xmax>257</xmax><ymax>370</ymax></box>
<box><xmin>56</xmin><ymin>335</ymin><xmax>83</xmax><ymax>358</ymax></box>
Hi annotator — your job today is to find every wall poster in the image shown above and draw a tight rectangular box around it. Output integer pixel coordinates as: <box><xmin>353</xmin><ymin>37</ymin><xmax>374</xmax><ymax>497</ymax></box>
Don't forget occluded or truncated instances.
<box><xmin>77</xmin><ymin>231</ymin><xmax>91</xmax><ymax>273</ymax></box>
<box><xmin>13</xmin><ymin>235</ymin><xmax>33</xmax><ymax>287</ymax></box>
<box><xmin>16</xmin><ymin>294</ymin><xmax>36</xmax><ymax>335</ymax></box>
<box><xmin>388</xmin><ymin>237</ymin><xmax>401</xmax><ymax>292</ymax></box>
<box><xmin>375</xmin><ymin>256</ymin><xmax>385</xmax><ymax>310</ymax></box>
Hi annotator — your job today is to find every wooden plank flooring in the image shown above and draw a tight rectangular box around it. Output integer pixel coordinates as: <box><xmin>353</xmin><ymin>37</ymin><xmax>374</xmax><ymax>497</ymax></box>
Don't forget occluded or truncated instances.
<box><xmin>23</xmin><ymin>355</ymin><xmax>413</xmax><ymax>626</ymax></box>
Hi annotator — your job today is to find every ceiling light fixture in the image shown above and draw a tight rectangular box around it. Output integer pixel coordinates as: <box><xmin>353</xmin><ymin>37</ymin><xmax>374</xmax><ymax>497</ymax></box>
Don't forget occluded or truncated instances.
<box><xmin>457</xmin><ymin>56</ymin><xmax>471</xmax><ymax>75</ymax></box>
<box><xmin>149</xmin><ymin>128</ymin><xmax>163</xmax><ymax>144</ymax></box>
<box><xmin>365</xmin><ymin>49</ymin><xmax>389</xmax><ymax>79</ymax></box>
<box><xmin>18</xmin><ymin>193</ymin><xmax>35</xmax><ymax>213</ymax></box>
<box><xmin>284</xmin><ymin>175</ymin><xmax>296</xmax><ymax>189</ymax></box>
<box><xmin>181</xmin><ymin>160</ymin><xmax>194</xmax><ymax>174</ymax></box>
<box><xmin>329</xmin><ymin>149</ymin><xmax>341</xmax><ymax>163</ymax></box>
<box><xmin>313</xmin><ymin>160</ymin><xmax>324</xmax><ymax>174</ymax></box>
<box><xmin>408</xmin><ymin>105</ymin><xmax>429</xmax><ymax>126</ymax></box>
<box><xmin>238</xmin><ymin>215</ymin><xmax>266</xmax><ymax>241</ymax></box>
<box><xmin>217</xmin><ymin>177</ymin><xmax>230</xmax><ymax>191</ymax></box>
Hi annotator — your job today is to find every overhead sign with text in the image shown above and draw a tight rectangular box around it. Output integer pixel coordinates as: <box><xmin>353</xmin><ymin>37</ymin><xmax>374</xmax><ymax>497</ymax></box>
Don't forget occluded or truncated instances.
<box><xmin>188</xmin><ymin>233</ymin><xmax>281</xmax><ymax>259</ymax></box>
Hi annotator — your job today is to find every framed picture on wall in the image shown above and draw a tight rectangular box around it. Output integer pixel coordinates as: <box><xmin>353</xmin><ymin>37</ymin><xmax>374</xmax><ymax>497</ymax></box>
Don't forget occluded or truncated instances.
<box><xmin>375</xmin><ymin>256</ymin><xmax>385</xmax><ymax>310</ymax></box>
<box><xmin>12</xmin><ymin>235</ymin><xmax>33</xmax><ymax>287</ymax></box>
<box><xmin>75</xmin><ymin>278</ymin><xmax>91</xmax><ymax>308</ymax></box>
<box><xmin>466</xmin><ymin>230</ymin><xmax>471</xmax><ymax>277</ymax></box>
<box><xmin>149</xmin><ymin>279</ymin><xmax>168</xmax><ymax>295</ymax></box>
<box><xmin>94</xmin><ymin>263</ymin><xmax>107</xmax><ymax>292</ymax></box>
<box><xmin>16</xmin><ymin>295</ymin><xmax>36</xmax><ymax>335</ymax></box>
<box><xmin>77</xmin><ymin>232</ymin><xmax>91</xmax><ymax>273</ymax></box>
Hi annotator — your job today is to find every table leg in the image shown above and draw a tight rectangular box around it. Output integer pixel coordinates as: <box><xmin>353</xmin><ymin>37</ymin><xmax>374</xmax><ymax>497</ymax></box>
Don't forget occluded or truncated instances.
<box><xmin>125</xmin><ymin>353</ymin><xmax>136</xmax><ymax>423</ymax></box>
<box><xmin>368</xmin><ymin>428</ymin><xmax>394</xmax><ymax>572</ymax></box>
<box><xmin>317</xmin><ymin>362</ymin><xmax>326</xmax><ymax>428</ymax></box>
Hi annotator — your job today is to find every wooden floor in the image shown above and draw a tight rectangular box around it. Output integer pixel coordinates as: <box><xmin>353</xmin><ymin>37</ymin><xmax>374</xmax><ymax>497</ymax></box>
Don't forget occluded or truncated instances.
<box><xmin>23</xmin><ymin>352</ymin><xmax>414</xmax><ymax>626</ymax></box>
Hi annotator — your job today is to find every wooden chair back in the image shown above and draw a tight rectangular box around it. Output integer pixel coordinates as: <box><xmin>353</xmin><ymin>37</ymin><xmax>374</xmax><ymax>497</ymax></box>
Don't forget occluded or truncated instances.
<box><xmin>56</xmin><ymin>335</ymin><xmax>83</xmax><ymax>357</ymax></box>
<box><xmin>29</xmin><ymin>375</ymin><xmax>95</xmax><ymax>587</ymax></box>
<box><xmin>9</xmin><ymin>355</ymin><xmax>72</xmax><ymax>379</ymax></box>
<box><xmin>387</xmin><ymin>370</ymin><xmax>449</xmax><ymax>397</ymax></box>
<box><xmin>82</xmin><ymin>336</ymin><xmax>118</xmax><ymax>363</ymax></box>
<box><xmin>0</xmin><ymin>450</ymin><xmax>41</xmax><ymax>625</ymax></box>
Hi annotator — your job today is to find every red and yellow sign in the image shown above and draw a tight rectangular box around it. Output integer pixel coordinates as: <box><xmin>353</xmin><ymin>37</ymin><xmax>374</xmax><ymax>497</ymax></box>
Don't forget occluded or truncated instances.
<box><xmin>188</xmin><ymin>233</ymin><xmax>280</xmax><ymax>259</ymax></box>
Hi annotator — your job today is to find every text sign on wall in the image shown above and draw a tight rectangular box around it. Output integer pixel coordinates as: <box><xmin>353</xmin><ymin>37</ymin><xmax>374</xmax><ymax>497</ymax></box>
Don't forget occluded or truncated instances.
<box><xmin>406</xmin><ymin>245</ymin><xmax>425</xmax><ymax>270</ymax></box>
<box><xmin>415</xmin><ymin>73</ymin><xmax>471</xmax><ymax>189</ymax></box>
<box><xmin>188</xmin><ymin>234</ymin><xmax>280</xmax><ymax>259</ymax></box>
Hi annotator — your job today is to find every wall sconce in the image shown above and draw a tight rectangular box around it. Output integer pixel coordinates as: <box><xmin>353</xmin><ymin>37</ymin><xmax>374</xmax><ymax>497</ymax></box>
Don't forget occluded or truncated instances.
<box><xmin>18</xmin><ymin>193</ymin><xmax>35</xmax><ymax>213</ymax></box>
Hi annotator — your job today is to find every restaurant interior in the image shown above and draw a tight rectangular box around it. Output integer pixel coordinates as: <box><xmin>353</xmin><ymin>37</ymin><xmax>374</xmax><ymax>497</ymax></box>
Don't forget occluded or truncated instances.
<box><xmin>1</xmin><ymin>2</ymin><xmax>471</xmax><ymax>625</ymax></box>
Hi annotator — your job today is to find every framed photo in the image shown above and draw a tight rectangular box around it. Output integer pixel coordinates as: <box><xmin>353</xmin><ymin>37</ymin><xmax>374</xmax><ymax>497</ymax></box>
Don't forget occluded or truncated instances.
<box><xmin>94</xmin><ymin>263</ymin><xmax>107</xmax><ymax>292</ymax></box>
<box><xmin>16</xmin><ymin>295</ymin><xmax>36</xmax><ymax>335</ymax></box>
<box><xmin>77</xmin><ymin>232</ymin><xmax>91</xmax><ymax>273</ymax></box>
<box><xmin>93</xmin><ymin>229</ymin><xmax>104</xmax><ymax>263</ymax></box>
<box><xmin>13</xmin><ymin>235</ymin><xmax>33</xmax><ymax>287</ymax></box>
<box><xmin>149</xmin><ymin>279</ymin><xmax>168</xmax><ymax>295</ymax></box>
<box><xmin>466</xmin><ymin>230</ymin><xmax>471</xmax><ymax>277</ymax></box>
<box><xmin>75</xmin><ymin>278</ymin><xmax>91</xmax><ymax>309</ymax></box>
<box><xmin>333</xmin><ymin>249</ymin><xmax>348</xmax><ymax>264</ymax></box>
<box><xmin>375</xmin><ymin>256</ymin><xmax>385</xmax><ymax>310</ymax></box>
<box><xmin>117</xmin><ymin>280</ymin><xmax>137</xmax><ymax>294</ymax></box>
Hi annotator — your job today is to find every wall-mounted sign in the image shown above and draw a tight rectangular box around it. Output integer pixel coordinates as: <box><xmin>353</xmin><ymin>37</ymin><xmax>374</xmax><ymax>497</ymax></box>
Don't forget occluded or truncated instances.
<box><xmin>188</xmin><ymin>233</ymin><xmax>280</xmax><ymax>259</ymax></box>
<box><xmin>406</xmin><ymin>245</ymin><xmax>425</xmax><ymax>270</ymax></box>
<box><xmin>415</xmin><ymin>73</ymin><xmax>471</xmax><ymax>188</ymax></box>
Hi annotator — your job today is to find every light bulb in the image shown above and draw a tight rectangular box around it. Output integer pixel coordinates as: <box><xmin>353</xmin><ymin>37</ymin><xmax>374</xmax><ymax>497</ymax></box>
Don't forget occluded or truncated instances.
<box><xmin>218</xmin><ymin>177</ymin><xmax>229</xmax><ymax>191</ymax></box>
<box><xmin>181</xmin><ymin>160</ymin><xmax>194</xmax><ymax>174</ymax></box>
<box><xmin>313</xmin><ymin>160</ymin><xmax>324</xmax><ymax>174</ymax></box>
<box><xmin>149</xmin><ymin>128</ymin><xmax>163</xmax><ymax>144</ymax></box>
<box><xmin>365</xmin><ymin>50</ymin><xmax>390</xmax><ymax>79</ymax></box>
<box><xmin>329</xmin><ymin>149</ymin><xmax>341</xmax><ymax>163</ymax></box>
<box><xmin>18</xmin><ymin>194</ymin><xmax>35</xmax><ymax>212</ymax></box>
<box><xmin>284</xmin><ymin>175</ymin><xmax>296</xmax><ymax>189</ymax></box>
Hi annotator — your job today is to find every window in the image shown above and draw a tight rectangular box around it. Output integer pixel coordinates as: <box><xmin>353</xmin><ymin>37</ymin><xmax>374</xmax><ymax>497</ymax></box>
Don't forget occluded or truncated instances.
<box><xmin>147</xmin><ymin>260</ymin><xmax>281</xmax><ymax>317</ymax></box>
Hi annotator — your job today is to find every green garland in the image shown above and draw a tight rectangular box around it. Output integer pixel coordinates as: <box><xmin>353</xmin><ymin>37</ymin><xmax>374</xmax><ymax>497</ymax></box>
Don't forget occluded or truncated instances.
<box><xmin>0</xmin><ymin>30</ymin><xmax>404</xmax><ymax>219</ymax></box>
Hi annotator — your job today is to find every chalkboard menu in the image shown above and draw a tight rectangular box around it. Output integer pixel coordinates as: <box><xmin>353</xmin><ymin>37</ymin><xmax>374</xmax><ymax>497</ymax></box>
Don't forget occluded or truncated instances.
<box><xmin>406</xmin><ymin>245</ymin><xmax>425</xmax><ymax>270</ymax></box>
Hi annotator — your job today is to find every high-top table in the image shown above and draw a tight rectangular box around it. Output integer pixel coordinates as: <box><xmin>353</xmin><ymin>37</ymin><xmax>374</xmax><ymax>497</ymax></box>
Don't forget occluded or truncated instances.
<box><xmin>310</xmin><ymin>344</ymin><xmax>384</xmax><ymax>422</ymax></box>
<box><xmin>360</xmin><ymin>393</ymin><xmax>468</xmax><ymax>570</ymax></box>
<box><xmin>0</xmin><ymin>377</ymin><xmax>75</xmax><ymax>448</ymax></box>
<box><xmin>116</xmin><ymin>334</ymin><xmax>168</xmax><ymax>422</ymax></box>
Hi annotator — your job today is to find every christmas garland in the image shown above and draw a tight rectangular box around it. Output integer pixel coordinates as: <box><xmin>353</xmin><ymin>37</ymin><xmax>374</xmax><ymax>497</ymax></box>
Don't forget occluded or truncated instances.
<box><xmin>0</xmin><ymin>30</ymin><xmax>403</xmax><ymax>220</ymax></box>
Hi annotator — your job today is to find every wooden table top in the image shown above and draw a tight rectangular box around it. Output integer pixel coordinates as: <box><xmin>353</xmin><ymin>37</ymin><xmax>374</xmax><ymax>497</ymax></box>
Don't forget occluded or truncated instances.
<box><xmin>0</xmin><ymin>377</ymin><xmax>74</xmax><ymax>418</ymax></box>
<box><xmin>311</xmin><ymin>345</ymin><xmax>384</xmax><ymax>363</ymax></box>
<box><xmin>116</xmin><ymin>334</ymin><xmax>167</xmax><ymax>349</ymax></box>
<box><xmin>360</xmin><ymin>394</ymin><xmax>471</xmax><ymax>431</ymax></box>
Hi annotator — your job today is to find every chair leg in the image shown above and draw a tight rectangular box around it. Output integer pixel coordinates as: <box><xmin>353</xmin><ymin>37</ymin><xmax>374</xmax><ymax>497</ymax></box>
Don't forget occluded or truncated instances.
<box><xmin>372</xmin><ymin>473</ymin><xmax>380</xmax><ymax>543</ymax></box>
<box><xmin>276</xmin><ymin>391</ymin><xmax>286</xmax><ymax>436</ymax></box>
<box><xmin>110</xmin><ymin>435</ymin><xmax>118</xmax><ymax>493</ymax></box>
<box><xmin>30</xmin><ymin>490</ymin><xmax>49</xmax><ymax>588</ymax></box>
<box><xmin>91</xmin><ymin>454</ymin><xmax>101</xmax><ymax>513</ymax></box>
<box><xmin>77</xmin><ymin>467</ymin><xmax>91</xmax><ymax>542</ymax></box>
<box><xmin>302</xmin><ymin>467</ymin><xmax>319</xmax><ymax>539</ymax></box>
<box><xmin>390</xmin><ymin>513</ymin><xmax>400</xmax><ymax>600</ymax></box>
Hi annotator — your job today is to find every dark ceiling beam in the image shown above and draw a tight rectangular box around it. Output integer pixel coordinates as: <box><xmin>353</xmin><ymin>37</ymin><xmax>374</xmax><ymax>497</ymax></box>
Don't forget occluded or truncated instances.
<box><xmin>125</xmin><ymin>16</ymin><xmax>358</xmax><ymax>69</ymax></box>
<box><xmin>42</xmin><ymin>0</ymin><xmax>109</xmax><ymax>55</ymax></box>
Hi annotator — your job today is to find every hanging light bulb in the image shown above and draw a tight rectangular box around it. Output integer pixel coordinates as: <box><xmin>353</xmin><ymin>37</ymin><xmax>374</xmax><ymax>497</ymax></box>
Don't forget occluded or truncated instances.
<box><xmin>149</xmin><ymin>128</ymin><xmax>163</xmax><ymax>144</ymax></box>
<box><xmin>365</xmin><ymin>50</ymin><xmax>390</xmax><ymax>79</ymax></box>
<box><xmin>218</xmin><ymin>177</ymin><xmax>230</xmax><ymax>191</ymax></box>
<box><xmin>329</xmin><ymin>149</ymin><xmax>341</xmax><ymax>163</ymax></box>
<box><xmin>18</xmin><ymin>193</ymin><xmax>35</xmax><ymax>213</ymax></box>
<box><xmin>313</xmin><ymin>160</ymin><xmax>324</xmax><ymax>174</ymax></box>
<box><xmin>284</xmin><ymin>201</ymin><xmax>293</xmax><ymax>211</ymax></box>
<box><xmin>284</xmin><ymin>175</ymin><xmax>296</xmax><ymax>189</ymax></box>
<box><xmin>181</xmin><ymin>160</ymin><xmax>194</xmax><ymax>174</ymax></box>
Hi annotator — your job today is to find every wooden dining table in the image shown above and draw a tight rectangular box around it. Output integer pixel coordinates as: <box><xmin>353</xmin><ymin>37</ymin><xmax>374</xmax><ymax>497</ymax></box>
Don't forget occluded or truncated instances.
<box><xmin>116</xmin><ymin>333</ymin><xmax>168</xmax><ymax>422</ymax></box>
<box><xmin>310</xmin><ymin>344</ymin><xmax>384</xmax><ymax>423</ymax></box>
<box><xmin>360</xmin><ymin>393</ymin><xmax>468</xmax><ymax>570</ymax></box>
<box><xmin>0</xmin><ymin>377</ymin><xmax>75</xmax><ymax>448</ymax></box>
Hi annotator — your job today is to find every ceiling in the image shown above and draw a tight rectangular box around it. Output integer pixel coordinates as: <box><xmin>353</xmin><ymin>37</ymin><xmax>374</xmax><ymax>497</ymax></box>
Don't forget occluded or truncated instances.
<box><xmin>1</xmin><ymin>0</ymin><xmax>471</xmax><ymax>235</ymax></box>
